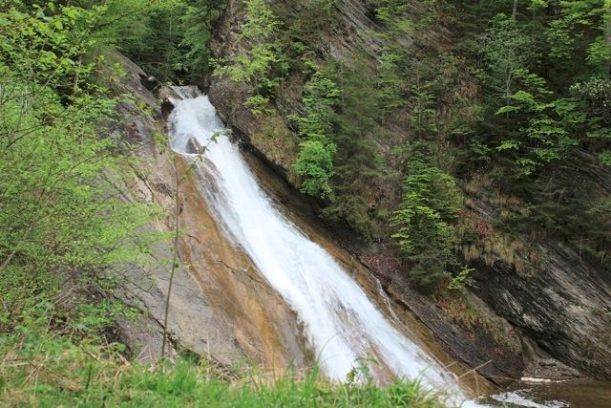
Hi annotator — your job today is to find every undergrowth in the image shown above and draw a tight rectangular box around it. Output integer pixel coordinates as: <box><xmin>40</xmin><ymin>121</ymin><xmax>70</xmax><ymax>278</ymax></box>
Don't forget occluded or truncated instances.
<box><xmin>0</xmin><ymin>306</ymin><xmax>449</xmax><ymax>408</ymax></box>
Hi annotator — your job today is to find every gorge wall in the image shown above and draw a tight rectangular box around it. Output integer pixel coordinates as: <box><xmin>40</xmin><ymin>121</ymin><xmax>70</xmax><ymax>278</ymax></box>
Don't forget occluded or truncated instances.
<box><xmin>207</xmin><ymin>0</ymin><xmax>611</xmax><ymax>381</ymax></box>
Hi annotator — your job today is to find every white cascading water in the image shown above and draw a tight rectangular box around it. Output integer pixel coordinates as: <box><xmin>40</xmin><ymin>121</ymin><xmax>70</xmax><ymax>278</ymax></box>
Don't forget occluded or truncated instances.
<box><xmin>168</xmin><ymin>88</ymin><xmax>484</xmax><ymax>405</ymax></box>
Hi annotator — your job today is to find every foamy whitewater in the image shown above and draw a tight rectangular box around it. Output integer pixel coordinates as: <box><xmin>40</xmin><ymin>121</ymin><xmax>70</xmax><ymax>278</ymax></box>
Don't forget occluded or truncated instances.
<box><xmin>167</xmin><ymin>88</ymin><xmax>560</xmax><ymax>407</ymax></box>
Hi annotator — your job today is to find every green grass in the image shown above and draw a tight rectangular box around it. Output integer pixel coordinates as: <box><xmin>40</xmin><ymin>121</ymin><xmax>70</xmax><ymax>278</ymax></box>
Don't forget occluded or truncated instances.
<box><xmin>0</xmin><ymin>320</ymin><xmax>449</xmax><ymax>408</ymax></box>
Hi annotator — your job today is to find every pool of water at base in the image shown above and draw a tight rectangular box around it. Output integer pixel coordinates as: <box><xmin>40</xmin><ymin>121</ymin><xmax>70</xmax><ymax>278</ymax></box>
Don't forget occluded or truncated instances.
<box><xmin>486</xmin><ymin>380</ymin><xmax>611</xmax><ymax>407</ymax></box>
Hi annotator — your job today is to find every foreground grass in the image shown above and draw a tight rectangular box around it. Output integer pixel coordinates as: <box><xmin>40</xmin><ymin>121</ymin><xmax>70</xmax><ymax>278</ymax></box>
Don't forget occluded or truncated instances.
<box><xmin>0</xmin><ymin>328</ymin><xmax>449</xmax><ymax>408</ymax></box>
<box><xmin>0</xmin><ymin>240</ymin><xmax>452</xmax><ymax>408</ymax></box>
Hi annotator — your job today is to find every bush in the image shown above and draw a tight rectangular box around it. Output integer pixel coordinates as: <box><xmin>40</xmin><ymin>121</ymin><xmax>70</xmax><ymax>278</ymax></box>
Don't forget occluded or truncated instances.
<box><xmin>215</xmin><ymin>0</ymin><xmax>285</xmax><ymax>101</ymax></box>
<box><xmin>391</xmin><ymin>144</ymin><xmax>463</xmax><ymax>292</ymax></box>
<box><xmin>0</xmin><ymin>0</ymin><xmax>158</xmax><ymax>346</ymax></box>
<box><xmin>292</xmin><ymin>71</ymin><xmax>340</xmax><ymax>198</ymax></box>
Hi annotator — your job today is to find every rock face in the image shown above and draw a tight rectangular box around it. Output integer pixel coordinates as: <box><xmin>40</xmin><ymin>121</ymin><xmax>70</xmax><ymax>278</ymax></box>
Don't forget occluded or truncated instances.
<box><xmin>467</xmin><ymin>203</ymin><xmax>611</xmax><ymax>379</ymax></box>
<box><xmin>208</xmin><ymin>0</ymin><xmax>299</xmax><ymax>183</ymax></box>
<box><xmin>353</xmin><ymin>241</ymin><xmax>528</xmax><ymax>383</ymax></box>
<box><xmin>207</xmin><ymin>0</ymin><xmax>611</xmax><ymax>382</ymax></box>
<box><xmin>108</xmin><ymin>52</ymin><xmax>308</xmax><ymax>370</ymax></box>
<box><xmin>208</xmin><ymin>79</ymin><xmax>299</xmax><ymax>184</ymax></box>
<box><xmin>460</xmin><ymin>162</ymin><xmax>611</xmax><ymax>379</ymax></box>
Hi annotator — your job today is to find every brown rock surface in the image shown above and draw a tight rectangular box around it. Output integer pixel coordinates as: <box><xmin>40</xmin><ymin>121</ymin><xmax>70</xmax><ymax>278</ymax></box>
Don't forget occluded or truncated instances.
<box><xmin>109</xmin><ymin>51</ymin><xmax>308</xmax><ymax>371</ymax></box>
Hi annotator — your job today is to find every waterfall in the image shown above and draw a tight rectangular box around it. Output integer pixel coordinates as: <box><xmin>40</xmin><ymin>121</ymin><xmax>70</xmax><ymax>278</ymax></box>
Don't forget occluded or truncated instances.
<box><xmin>167</xmin><ymin>88</ymin><xmax>483</xmax><ymax>406</ymax></box>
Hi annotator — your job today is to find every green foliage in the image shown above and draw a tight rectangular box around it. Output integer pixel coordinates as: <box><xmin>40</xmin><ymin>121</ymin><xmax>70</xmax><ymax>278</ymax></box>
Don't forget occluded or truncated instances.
<box><xmin>375</xmin><ymin>51</ymin><xmax>405</xmax><ymax>113</ymax></box>
<box><xmin>494</xmin><ymin>89</ymin><xmax>579</xmax><ymax>175</ymax></box>
<box><xmin>180</xmin><ymin>0</ymin><xmax>227</xmax><ymax>81</ymax></box>
<box><xmin>368</xmin><ymin>0</ymin><xmax>410</xmax><ymax>25</ymax></box>
<box><xmin>292</xmin><ymin>71</ymin><xmax>340</xmax><ymax>198</ymax></box>
<box><xmin>458</xmin><ymin>0</ymin><xmax>611</xmax><ymax>269</ymax></box>
<box><xmin>0</xmin><ymin>83</ymin><xmax>154</xmax><ymax>277</ymax></box>
<box><xmin>408</xmin><ymin>60</ymin><xmax>441</xmax><ymax>140</ymax></box>
<box><xmin>0</xmin><ymin>314</ymin><xmax>448</xmax><ymax>407</ymax></box>
<box><xmin>370</xmin><ymin>0</ymin><xmax>441</xmax><ymax>126</ymax></box>
<box><xmin>245</xmin><ymin>94</ymin><xmax>274</xmax><ymax>115</ymax></box>
<box><xmin>0</xmin><ymin>0</ymin><xmax>158</xmax><ymax>340</ymax></box>
<box><xmin>483</xmin><ymin>14</ymin><xmax>537</xmax><ymax>108</ymax></box>
<box><xmin>544</xmin><ymin>0</ymin><xmax>608</xmax><ymax>69</ymax></box>
<box><xmin>447</xmin><ymin>266</ymin><xmax>474</xmax><ymax>292</ymax></box>
<box><xmin>391</xmin><ymin>145</ymin><xmax>463</xmax><ymax>292</ymax></box>
<box><xmin>476</xmin><ymin>9</ymin><xmax>610</xmax><ymax>176</ymax></box>
<box><xmin>281</xmin><ymin>0</ymin><xmax>338</xmax><ymax>53</ymax></box>
<box><xmin>321</xmin><ymin>62</ymin><xmax>388</xmax><ymax>238</ymax></box>
<box><xmin>570</xmin><ymin>77</ymin><xmax>611</xmax><ymax>164</ymax></box>
<box><xmin>215</xmin><ymin>0</ymin><xmax>285</xmax><ymax>106</ymax></box>
<box><xmin>294</xmin><ymin>140</ymin><xmax>336</xmax><ymax>198</ymax></box>
<box><xmin>84</xmin><ymin>0</ymin><xmax>226</xmax><ymax>82</ymax></box>
<box><xmin>0</xmin><ymin>1</ymin><xmax>101</xmax><ymax>90</ymax></box>
<box><xmin>0</xmin><ymin>0</ymin><xmax>226</xmax><ymax>84</ymax></box>
<box><xmin>113</xmin><ymin>0</ymin><xmax>189</xmax><ymax>81</ymax></box>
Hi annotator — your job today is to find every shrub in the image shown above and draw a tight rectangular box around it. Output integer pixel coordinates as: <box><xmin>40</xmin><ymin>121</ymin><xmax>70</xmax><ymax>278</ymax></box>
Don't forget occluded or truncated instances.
<box><xmin>391</xmin><ymin>144</ymin><xmax>463</xmax><ymax>292</ymax></box>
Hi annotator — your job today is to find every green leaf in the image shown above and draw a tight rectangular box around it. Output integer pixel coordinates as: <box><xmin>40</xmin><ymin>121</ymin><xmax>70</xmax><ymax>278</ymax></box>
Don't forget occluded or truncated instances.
<box><xmin>495</xmin><ymin>105</ymin><xmax>520</xmax><ymax>115</ymax></box>
<box><xmin>599</xmin><ymin>151</ymin><xmax>611</xmax><ymax>166</ymax></box>
<box><xmin>496</xmin><ymin>139</ymin><xmax>520</xmax><ymax>151</ymax></box>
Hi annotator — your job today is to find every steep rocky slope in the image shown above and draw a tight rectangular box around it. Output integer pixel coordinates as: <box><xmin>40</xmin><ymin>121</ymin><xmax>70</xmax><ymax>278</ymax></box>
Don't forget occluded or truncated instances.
<box><xmin>107</xmin><ymin>53</ymin><xmax>308</xmax><ymax>370</ymax></box>
<box><xmin>208</xmin><ymin>0</ymin><xmax>611</xmax><ymax>381</ymax></box>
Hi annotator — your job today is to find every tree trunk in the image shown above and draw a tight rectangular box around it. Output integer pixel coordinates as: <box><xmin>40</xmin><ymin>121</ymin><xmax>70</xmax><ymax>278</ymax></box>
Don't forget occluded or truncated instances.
<box><xmin>512</xmin><ymin>0</ymin><xmax>518</xmax><ymax>21</ymax></box>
